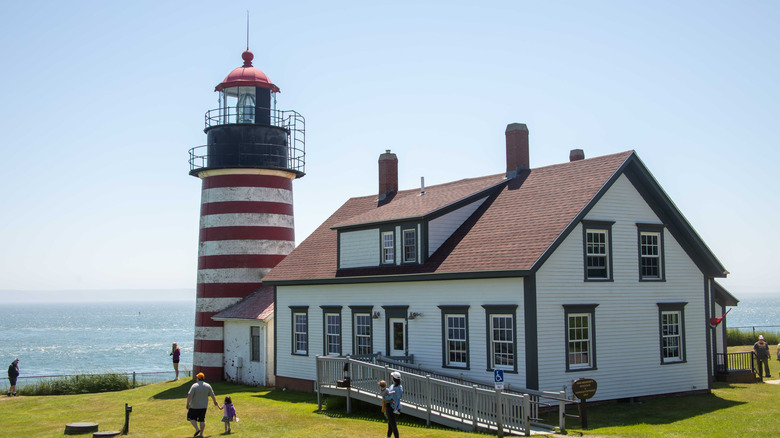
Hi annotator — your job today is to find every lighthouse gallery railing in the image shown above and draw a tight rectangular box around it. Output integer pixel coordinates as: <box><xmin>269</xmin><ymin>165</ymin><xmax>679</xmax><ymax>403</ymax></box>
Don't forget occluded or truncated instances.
<box><xmin>189</xmin><ymin>107</ymin><xmax>305</xmax><ymax>175</ymax></box>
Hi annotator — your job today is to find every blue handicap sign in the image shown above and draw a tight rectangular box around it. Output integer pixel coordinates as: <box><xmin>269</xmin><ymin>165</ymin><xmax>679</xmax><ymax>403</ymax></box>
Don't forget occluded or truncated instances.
<box><xmin>494</xmin><ymin>369</ymin><xmax>504</xmax><ymax>383</ymax></box>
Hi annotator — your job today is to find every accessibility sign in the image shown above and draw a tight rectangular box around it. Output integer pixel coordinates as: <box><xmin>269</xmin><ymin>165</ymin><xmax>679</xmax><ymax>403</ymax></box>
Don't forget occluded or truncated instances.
<box><xmin>494</xmin><ymin>369</ymin><xmax>504</xmax><ymax>390</ymax></box>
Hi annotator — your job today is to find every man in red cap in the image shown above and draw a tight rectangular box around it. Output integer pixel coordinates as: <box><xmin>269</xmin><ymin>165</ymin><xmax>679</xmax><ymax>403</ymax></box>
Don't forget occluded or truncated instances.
<box><xmin>186</xmin><ymin>372</ymin><xmax>219</xmax><ymax>437</ymax></box>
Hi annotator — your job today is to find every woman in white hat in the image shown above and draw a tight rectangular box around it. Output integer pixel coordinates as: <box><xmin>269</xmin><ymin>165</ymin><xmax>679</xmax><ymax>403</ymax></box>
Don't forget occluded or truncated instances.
<box><xmin>753</xmin><ymin>335</ymin><xmax>771</xmax><ymax>379</ymax></box>
<box><xmin>383</xmin><ymin>371</ymin><xmax>404</xmax><ymax>438</ymax></box>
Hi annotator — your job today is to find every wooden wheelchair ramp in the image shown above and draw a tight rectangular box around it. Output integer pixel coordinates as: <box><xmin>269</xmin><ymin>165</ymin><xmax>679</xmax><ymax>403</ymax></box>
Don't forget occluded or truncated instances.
<box><xmin>316</xmin><ymin>356</ymin><xmax>564</xmax><ymax>436</ymax></box>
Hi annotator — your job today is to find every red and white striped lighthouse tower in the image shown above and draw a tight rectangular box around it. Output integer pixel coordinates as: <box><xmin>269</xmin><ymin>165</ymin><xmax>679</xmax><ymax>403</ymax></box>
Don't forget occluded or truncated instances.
<box><xmin>188</xmin><ymin>49</ymin><xmax>305</xmax><ymax>379</ymax></box>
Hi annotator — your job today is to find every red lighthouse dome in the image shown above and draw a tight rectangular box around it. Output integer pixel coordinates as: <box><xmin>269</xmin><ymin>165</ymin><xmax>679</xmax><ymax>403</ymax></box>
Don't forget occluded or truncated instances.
<box><xmin>215</xmin><ymin>50</ymin><xmax>280</xmax><ymax>93</ymax></box>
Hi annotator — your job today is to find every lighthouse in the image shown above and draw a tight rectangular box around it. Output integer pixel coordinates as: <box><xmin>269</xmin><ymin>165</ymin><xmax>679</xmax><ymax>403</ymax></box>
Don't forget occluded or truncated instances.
<box><xmin>188</xmin><ymin>49</ymin><xmax>305</xmax><ymax>379</ymax></box>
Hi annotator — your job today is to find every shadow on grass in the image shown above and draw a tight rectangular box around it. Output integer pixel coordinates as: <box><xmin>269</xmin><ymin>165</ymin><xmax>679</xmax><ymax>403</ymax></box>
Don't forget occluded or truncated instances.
<box><xmin>570</xmin><ymin>391</ymin><xmax>746</xmax><ymax>430</ymax></box>
<box><xmin>150</xmin><ymin>381</ymin><xmax>267</xmax><ymax>400</ymax></box>
<box><xmin>252</xmin><ymin>388</ymin><xmax>318</xmax><ymax>404</ymax></box>
<box><xmin>311</xmin><ymin>396</ymin><xmax>484</xmax><ymax>434</ymax></box>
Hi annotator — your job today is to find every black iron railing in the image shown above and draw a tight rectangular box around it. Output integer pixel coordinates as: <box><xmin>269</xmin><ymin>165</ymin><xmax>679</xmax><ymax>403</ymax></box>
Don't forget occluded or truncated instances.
<box><xmin>715</xmin><ymin>351</ymin><xmax>754</xmax><ymax>374</ymax></box>
<box><xmin>190</xmin><ymin>107</ymin><xmax>305</xmax><ymax>175</ymax></box>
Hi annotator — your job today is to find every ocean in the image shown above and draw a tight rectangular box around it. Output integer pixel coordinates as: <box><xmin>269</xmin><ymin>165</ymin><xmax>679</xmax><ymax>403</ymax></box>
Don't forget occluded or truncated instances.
<box><xmin>0</xmin><ymin>295</ymin><xmax>777</xmax><ymax>384</ymax></box>
<box><xmin>0</xmin><ymin>301</ymin><xmax>195</xmax><ymax>381</ymax></box>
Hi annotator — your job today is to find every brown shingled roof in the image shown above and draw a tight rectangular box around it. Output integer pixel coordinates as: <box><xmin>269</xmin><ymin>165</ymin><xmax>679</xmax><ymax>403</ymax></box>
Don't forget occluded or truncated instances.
<box><xmin>212</xmin><ymin>284</ymin><xmax>274</xmax><ymax>321</ymax></box>
<box><xmin>264</xmin><ymin>151</ymin><xmax>634</xmax><ymax>282</ymax></box>
<box><xmin>333</xmin><ymin>174</ymin><xmax>507</xmax><ymax>228</ymax></box>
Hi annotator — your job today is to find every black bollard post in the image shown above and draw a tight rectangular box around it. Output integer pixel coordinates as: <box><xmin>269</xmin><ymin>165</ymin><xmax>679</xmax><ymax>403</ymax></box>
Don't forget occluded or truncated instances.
<box><xmin>120</xmin><ymin>403</ymin><xmax>132</xmax><ymax>435</ymax></box>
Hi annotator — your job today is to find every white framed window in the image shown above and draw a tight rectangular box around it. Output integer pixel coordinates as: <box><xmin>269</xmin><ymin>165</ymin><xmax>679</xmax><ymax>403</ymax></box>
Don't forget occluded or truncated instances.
<box><xmin>564</xmin><ymin>304</ymin><xmax>598</xmax><ymax>372</ymax></box>
<box><xmin>403</xmin><ymin>229</ymin><xmax>416</xmax><ymax>263</ymax></box>
<box><xmin>446</xmin><ymin>314</ymin><xmax>468</xmax><ymax>367</ymax></box>
<box><xmin>325</xmin><ymin>313</ymin><xmax>341</xmax><ymax>356</ymax></box>
<box><xmin>491</xmin><ymin>315</ymin><xmax>514</xmax><ymax>370</ymax></box>
<box><xmin>661</xmin><ymin>310</ymin><xmax>683</xmax><ymax>362</ymax></box>
<box><xmin>638</xmin><ymin>225</ymin><xmax>665</xmax><ymax>281</ymax></box>
<box><xmin>354</xmin><ymin>313</ymin><xmax>372</xmax><ymax>355</ymax></box>
<box><xmin>483</xmin><ymin>305</ymin><xmax>517</xmax><ymax>373</ymax></box>
<box><xmin>583</xmin><ymin>221</ymin><xmax>613</xmax><ymax>281</ymax></box>
<box><xmin>292</xmin><ymin>310</ymin><xmax>308</xmax><ymax>355</ymax></box>
<box><xmin>250</xmin><ymin>326</ymin><xmax>261</xmax><ymax>362</ymax></box>
<box><xmin>586</xmin><ymin>230</ymin><xmax>608</xmax><ymax>279</ymax></box>
<box><xmin>567</xmin><ymin>313</ymin><xmax>592</xmax><ymax>369</ymax></box>
<box><xmin>382</xmin><ymin>231</ymin><xmax>395</xmax><ymax>264</ymax></box>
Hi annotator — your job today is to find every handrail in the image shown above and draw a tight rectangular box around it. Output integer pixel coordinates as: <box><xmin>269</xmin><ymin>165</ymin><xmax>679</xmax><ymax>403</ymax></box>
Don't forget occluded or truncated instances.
<box><xmin>316</xmin><ymin>356</ymin><xmax>567</xmax><ymax>436</ymax></box>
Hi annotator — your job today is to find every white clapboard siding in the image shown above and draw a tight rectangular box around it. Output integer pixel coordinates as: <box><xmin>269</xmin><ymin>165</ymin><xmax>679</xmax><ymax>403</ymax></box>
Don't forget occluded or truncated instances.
<box><xmin>428</xmin><ymin>197</ymin><xmax>488</xmax><ymax>256</ymax></box>
<box><xmin>339</xmin><ymin>229</ymin><xmax>380</xmax><ymax>268</ymax></box>
<box><xmin>536</xmin><ymin>174</ymin><xmax>707</xmax><ymax>401</ymax></box>
<box><xmin>223</xmin><ymin>320</ymin><xmax>271</xmax><ymax>386</ymax></box>
<box><xmin>276</xmin><ymin>277</ymin><xmax>526</xmax><ymax>387</ymax></box>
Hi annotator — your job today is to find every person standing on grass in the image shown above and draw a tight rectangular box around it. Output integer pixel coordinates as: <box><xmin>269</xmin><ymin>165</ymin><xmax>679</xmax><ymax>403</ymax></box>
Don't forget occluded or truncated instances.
<box><xmin>170</xmin><ymin>342</ymin><xmax>181</xmax><ymax>380</ymax></box>
<box><xmin>753</xmin><ymin>335</ymin><xmax>771</xmax><ymax>379</ymax></box>
<box><xmin>383</xmin><ymin>371</ymin><xmax>404</xmax><ymax>438</ymax></box>
<box><xmin>219</xmin><ymin>395</ymin><xmax>237</xmax><ymax>434</ymax></box>
<box><xmin>7</xmin><ymin>359</ymin><xmax>19</xmax><ymax>396</ymax></box>
<box><xmin>186</xmin><ymin>372</ymin><xmax>219</xmax><ymax>437</ymax></box>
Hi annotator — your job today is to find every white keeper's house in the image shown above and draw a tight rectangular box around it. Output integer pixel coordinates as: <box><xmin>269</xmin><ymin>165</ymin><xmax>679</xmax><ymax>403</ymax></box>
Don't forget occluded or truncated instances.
<box><xmin>262</xmin><ymin>123</ymin><xmax>737</xmax><ymax>401</ymax></box>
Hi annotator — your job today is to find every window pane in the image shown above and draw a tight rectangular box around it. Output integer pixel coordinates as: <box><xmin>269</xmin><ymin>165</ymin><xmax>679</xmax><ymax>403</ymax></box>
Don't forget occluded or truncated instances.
<box><xmin>382</xmin><ymin>232</ymin><xmax>395</xmax><ymax>263</ymax></box>
<box><xmin>661</xmin><ymin>310</ymin><xmax>682</xmax><ymax>362</ymax></box>
<box><xmin>585</xmin><ymin>230</ymin><xmax>609</xmax><ymax>279</ymax></box>
<box><xmin>326</xmin><ymin>313</ymin><xmax>340</xmax><ymax>355</ymax></box>
<box><xmin>403</xmin><ymin>229</ymin><xmax>416</xmax><ymax>263</ymax></box>
<box><xmin>294</xmin><ymin>313</ymin><xmax>308</xmax><ymax>354</ymax></box>
<box><xmin>446</xmin><ymin>314</ymin><xmax>467</xmax><ymax>367</ymax></box>
<box><xmin>568</xmin><ymin>313</ymin><xmax>592</xmax><ymax>368</ymax></box>
<box><xmin>491</xmin><ymin>315</ymin><xmax>514</xmax><ymax>369</ymax></box>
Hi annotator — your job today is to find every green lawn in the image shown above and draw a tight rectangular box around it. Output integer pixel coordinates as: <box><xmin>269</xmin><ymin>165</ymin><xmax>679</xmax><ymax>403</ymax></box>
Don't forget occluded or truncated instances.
<box><xmin>2</xmin><ymin>348</ymin><xmax>779</xmax><ymax>438</ymax></box>
<box><xmin>0</xmin><ymin>379</ymin><xmax>481</xmax><ymax>437</ymax></box>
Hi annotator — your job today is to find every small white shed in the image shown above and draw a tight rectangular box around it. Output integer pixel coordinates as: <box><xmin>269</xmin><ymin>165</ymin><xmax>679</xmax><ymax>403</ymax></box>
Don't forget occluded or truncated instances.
<box><xmin>213</xmin><ymin>285</ymin><xmax>275</xmax><ymax>387</ymax></box>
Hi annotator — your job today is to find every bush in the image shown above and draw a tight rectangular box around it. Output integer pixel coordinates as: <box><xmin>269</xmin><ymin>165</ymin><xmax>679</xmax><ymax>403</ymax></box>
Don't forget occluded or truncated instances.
<box><xmin>19</xmin><ymin>373</ymin><xmax>132</xmax><ymax>396</ymax></box>
<box><xmin>727</xmin><ymin>329</ymin><xmax>780</xmax><ymax>347</ymax></box>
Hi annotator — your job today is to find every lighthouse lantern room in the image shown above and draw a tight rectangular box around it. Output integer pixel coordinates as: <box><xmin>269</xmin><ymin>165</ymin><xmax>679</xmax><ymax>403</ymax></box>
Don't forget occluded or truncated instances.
<box><xmin>188</xmin><ymin>49</ymin><xmax>305</xmax><ymax>380</ymax></box>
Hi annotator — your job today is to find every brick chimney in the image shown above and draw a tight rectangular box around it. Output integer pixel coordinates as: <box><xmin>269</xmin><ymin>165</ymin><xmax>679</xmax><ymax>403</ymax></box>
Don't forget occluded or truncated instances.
<box><xmin>570</xmin><ymin>149</ymin><xmax>585</xmax><ymax>162</ymax></box>
<box><xmin>378</xmin><ymin>149</ymin><xmax>398</xmax><ymax>201</ymax></box>
<box><xmin>506</xmin><ymin>123</ymin><xmax>529</xmax><ymax>176</ymax></box>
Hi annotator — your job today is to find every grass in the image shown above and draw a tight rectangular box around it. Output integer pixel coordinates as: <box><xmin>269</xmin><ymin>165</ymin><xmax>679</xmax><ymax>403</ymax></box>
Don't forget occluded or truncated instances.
<box><xmin>0</xmin><ymin>379</ymin><xmax>483</xmax><ymax>437</ymax></box>
<box><xmin>2</xmin><ymin>347</ymin><xmax>779</xmax><ymax>438</ymax></box>
<box><xmin>560</xmin><ymin>345</ymin><xmax>780</xmax><ymax>437</ymax></box>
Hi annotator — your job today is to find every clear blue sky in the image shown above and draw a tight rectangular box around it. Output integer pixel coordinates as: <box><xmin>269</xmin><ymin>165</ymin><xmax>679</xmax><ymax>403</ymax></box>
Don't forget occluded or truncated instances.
<box><xmin>0</xmin><ymin>1</ymin><xmax>777</xmax><ymax>298</ymax></box>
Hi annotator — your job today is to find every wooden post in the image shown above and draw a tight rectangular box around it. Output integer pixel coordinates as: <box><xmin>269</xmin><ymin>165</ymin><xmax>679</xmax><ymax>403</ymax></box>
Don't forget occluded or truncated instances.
<box><xmin>471</xmin><ymin>385</ymin><xmax>478</xmax><ymax>431</ymax></box>
<box><xmin>558</xmin><ymin>390</ymin><xmax>566</xmax><ymax>433</ymax></box>
<box><xmin>496</xmin><ymin>389</ymin><xmax>504</xmax><ymax>438</ymax></box>
<box><xmin>345</xmin><ymin>358</ymin><xmax>352</xmax><ymax>414</ymax></box>
<box><xmin>522</xmin><ymin>394</ymin><xmax>531</xmax><ymax>437</ymax></box>
<box><xmin>425</xmin><ymin>374</ymin><xmax>432</xmax><ymax>426</ymax></box>
<box><xmin>316</xmin><ymin>358</ymin><xmax>322</xmax><ymax>411</ymax></box>
<box><xmin>578</xmin><ymin>398</ymin><xmax>588</xmax><ymax>429</ymax></box>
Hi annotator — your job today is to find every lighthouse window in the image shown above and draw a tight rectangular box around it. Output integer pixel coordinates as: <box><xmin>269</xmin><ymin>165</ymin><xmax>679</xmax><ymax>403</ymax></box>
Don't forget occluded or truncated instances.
<box><xmin>237</xmin><ymin>87</ymin><xmax>256</xmax><ymax>124</ymax></box>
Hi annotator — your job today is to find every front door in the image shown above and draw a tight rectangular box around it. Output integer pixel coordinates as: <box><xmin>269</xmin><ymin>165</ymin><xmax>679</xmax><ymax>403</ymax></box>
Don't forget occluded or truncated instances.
<box><xmin>389</xmin><ymin>317</ymin><xmax>407</xmax><ymax>357</ymax></box>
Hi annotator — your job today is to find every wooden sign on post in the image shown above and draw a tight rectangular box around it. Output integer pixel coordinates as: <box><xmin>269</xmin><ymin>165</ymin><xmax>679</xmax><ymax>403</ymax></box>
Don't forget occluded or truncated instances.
<box><xmin>572</xmin><ymin>378</ymin><xmax>597</xmax><ymax>429</ymax></box>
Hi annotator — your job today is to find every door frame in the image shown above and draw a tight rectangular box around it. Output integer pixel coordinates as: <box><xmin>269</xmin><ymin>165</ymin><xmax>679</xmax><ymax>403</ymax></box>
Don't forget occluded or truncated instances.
<box><xmin>382</xmin><ymin>305</ymin><xmax>409</xmax><ymax>357</ymax></box>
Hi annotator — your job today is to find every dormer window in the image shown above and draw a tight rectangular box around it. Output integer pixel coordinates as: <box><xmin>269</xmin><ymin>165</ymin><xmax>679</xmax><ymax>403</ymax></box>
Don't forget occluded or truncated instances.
<box><xmin>403</xmin><ymin>229</ymin><xmax>416</xmax><ymax>263</ymax></box>
<box><xmin>382</xmin><ymin>231</ymin><xmax>395</xmax><ymax>264</ymax></box>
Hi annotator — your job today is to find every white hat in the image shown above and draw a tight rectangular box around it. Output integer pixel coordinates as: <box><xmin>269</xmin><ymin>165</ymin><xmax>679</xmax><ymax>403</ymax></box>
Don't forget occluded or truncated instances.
<box><xmin>390</xmin><ymin>371</ymin><xmax>401</xmax><ymax>379</ymax></box>
<box><xmin>759</xmin><ymin>335</ymin><xmax>765</xmax><ymax>340</ymax></box>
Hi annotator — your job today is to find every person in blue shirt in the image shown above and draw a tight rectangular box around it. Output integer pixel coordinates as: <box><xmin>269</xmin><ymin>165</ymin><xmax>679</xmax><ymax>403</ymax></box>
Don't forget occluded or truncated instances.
<box><xmin>383</xmin><ymin>371</ymin><xmax>404</xmax><ymax>438</ymax></box>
